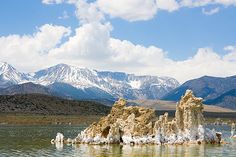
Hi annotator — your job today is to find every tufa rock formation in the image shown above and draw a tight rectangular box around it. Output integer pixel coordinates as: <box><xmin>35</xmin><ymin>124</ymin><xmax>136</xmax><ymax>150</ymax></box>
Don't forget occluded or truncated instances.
<box><xmin>53</xmin><ymin>90</ymin><xmax>222</xmax><ymax>145</ymax></box>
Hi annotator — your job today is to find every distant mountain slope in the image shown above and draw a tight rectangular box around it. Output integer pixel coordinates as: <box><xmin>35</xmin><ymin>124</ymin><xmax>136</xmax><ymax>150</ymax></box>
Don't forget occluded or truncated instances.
<box><xmin>0</xmin><ymin>82</ymin><xmax>115</xmax><ymax>102</ymax></box>
<box><xmin>128</xmin><ymin>99</ymin><xmax>236</xmax><ymax>113</ymax></box>
<box><xmin>97</xmin><ymin>71</ymin><xmax>179</xmax><ymax>99</ymax></box>
<box><xmin>161</xmin><ymin>75</ymin><xmax>236</xmax><ymax>109</ymax></box>
<box><xmin>0</xmin><ymin>62</ymin><xmax>179</xmax><ymax>100</ymax></box>
<box><xmin>48</xmin><ymin>82</ymin><xmax>114</xmax><ymax>100</ymax></box>
<box><xmin>0</xmin><ymin>82</ymin><xmax>57</xmax><ymax>96</ymax></box>
<box><xmin>204</xmin><ymin>89</ymin><xmax>236</xmax><ymax>109</ymax></box>
<box><xmin>0</xmin><ymin>94</ymin><xmax>111</xmax><ymax>115</ymax></box>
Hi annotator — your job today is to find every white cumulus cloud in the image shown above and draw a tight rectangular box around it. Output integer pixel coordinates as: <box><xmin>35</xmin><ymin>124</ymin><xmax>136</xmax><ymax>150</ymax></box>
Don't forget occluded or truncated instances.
<box><xmin>202</xmin><ymin>7</ymin><xmax>220</xmax><ymax>15</ymax></box>
<box><xmin>42</xmin><ymin>0</ymin><xmax>64</xmax><ymax>4</ymax></box>
<box><xmin>0</xmin><ymin>24</ymin><xmax>71</xmax><ymax>71</ymax></box>
<box><xmin>42</xmin><ymin>0</ymin><xmax>236</xmax><ymax>21</ymax></box>
<box><xmin>72</xmin><ymin>0</ymin><xmax>105</xmax><ymax>24</ymax></box>
<box><xmin>1</xmin><ymin>23</ymin><xmax>236</xmax><ymax>83</ymax></box>
<box><xmin>97</xmin><ymin>0</ymin><xmax>158</xmax><ymax>21</ymax></box>
<box><xmin>214</xmin><ymin>0</ymin><xmax>236</xmax><ymax>6</ymax></box>
<box><xmin>156</xmin><ymin>0</ymin><xmax>180</xmax><ymax>12</ymax></box>
<box><xmin>223</xmin><ymin>45</ymin><xmax>236</xmax><ymax>62</ymax></box>
<box><xmin>162</xmin><ymin>48</ymin><xmax>236</xmax><ymax>83</ymax></box>
<box><xmin>49</xmin><ymin>22</ymin><xmax>112</xmax><ymax>60</ymax></box>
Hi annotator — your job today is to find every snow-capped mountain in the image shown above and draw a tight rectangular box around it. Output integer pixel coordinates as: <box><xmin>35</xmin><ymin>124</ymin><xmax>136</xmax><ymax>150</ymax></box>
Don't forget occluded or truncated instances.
<box><xmin>0</xmin><ymin>62</ymin><xmax>29</xmax><ymax>88</ymax></box>
<box><xmin>0</xmin><ymin>62</ymin><xmax>180</xmax><ymax>100</ymax></box>
<box><xmin>33</xmin><ymin>64</ymin><xmax>107</xmax><ymax>89</ymax></box>
<box><xmin>96</xmin><ymin>71</ymin><xmax>179</xmax><ymax>99</ymax></box>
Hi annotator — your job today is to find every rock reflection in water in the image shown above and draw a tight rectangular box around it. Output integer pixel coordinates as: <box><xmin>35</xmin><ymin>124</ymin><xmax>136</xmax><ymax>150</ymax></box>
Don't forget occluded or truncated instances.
<box><xmin>55</xmin><ymin>142</ymin><xmax>64</xmax><ymax>151</ymax></box>
<box><xmin>0</xmin><ymin>125</ymin><xmax>235</xmax><ymax>157</ymax></box>
<box><xmin>55</xmin><ymin>143</ymin><xmax>209</xmax><ymax>157</ymax></box>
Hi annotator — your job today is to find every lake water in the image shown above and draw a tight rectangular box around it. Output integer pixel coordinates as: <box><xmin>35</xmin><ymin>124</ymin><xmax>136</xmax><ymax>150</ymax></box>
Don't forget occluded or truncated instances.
<box><xmin>0</xmin><ymin>124</ymin><xmax>236</xmax><ymax>157</ymax></box>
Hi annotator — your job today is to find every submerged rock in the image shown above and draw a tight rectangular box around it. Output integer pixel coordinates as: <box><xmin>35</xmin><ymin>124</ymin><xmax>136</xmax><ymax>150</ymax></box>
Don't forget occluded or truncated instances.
<box><xmin>52</xmin><ymin>90</ymin><xmax>222</xmax><ymax>145</ymax></box>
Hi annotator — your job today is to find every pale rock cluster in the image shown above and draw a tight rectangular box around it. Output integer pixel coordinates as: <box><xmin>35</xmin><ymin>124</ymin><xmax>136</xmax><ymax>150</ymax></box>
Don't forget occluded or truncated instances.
<box><xmin>51</xmin><ymin>133</ymin><xmax>64</xmax><ymax>144</ymax></box>
<box><xmin>51</xmin><ymin>133</ymin><xmax>64</xmax><ymax>150</ymax></box>
<box><xmin>52</xmin><ymin>90</ymin><xmax>222</xmax><ymax>145</ymax></box>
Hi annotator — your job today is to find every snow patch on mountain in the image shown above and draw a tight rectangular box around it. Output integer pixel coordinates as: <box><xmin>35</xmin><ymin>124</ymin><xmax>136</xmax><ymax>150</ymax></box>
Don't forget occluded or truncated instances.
<box><xmin>128</xmin><ymin>80</ymin><xmax>141</xmax><ymax>89</ymax></box>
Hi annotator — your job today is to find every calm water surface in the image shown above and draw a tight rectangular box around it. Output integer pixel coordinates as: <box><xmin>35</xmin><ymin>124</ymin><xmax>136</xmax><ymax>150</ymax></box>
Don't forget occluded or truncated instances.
<box><xmin>0</xmin><ymin>125</ymin><xmax>235</xmax><ymax>157</ymax></box>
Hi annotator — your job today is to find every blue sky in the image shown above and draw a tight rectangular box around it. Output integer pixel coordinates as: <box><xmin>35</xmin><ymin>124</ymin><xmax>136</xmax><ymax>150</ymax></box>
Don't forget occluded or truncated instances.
<box><xmin>110</xmin><ymin>7</ymin><xmax>236</xmax><ymax>60</ymax></box>
<box><xmin>0</xmin><ymin>0</ymin><xmax>76</xmax><ymax>35</ymax></box>
<box><xmin>0</xmin><ymin>0</ymin><xmax>236</xmax><ymax>82</ymax></box>
<box><xmin>1</xmin><ymin>0</ymin><xmax>236</xmax><ymax>60</ymax></box>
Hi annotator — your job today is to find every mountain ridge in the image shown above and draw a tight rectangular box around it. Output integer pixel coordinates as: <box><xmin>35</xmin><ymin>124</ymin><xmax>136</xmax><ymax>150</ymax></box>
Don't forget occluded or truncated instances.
<box><xmin>161</xmin><ymin>75</ymin><xmax>236</xmax><ymax>109</ymax></box>
<box><xmin>0</xmin><ymin>62</ymin><xmax>179</xmax><ymax>100</ymax></box>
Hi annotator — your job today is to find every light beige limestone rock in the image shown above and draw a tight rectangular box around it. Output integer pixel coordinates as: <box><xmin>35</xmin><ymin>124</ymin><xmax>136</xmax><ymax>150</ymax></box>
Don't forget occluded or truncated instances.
<box><xmin>52</xmin><ymin>90</ymin><xmax>222</xmax><ymax>145</ymax></box>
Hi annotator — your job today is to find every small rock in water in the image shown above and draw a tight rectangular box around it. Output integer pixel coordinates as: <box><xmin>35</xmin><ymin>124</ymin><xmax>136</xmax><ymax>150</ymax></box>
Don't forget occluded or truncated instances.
<box><xmin>231</xmin><ymin>122</ymin><xmax>235</xmax><ymax>138</ymax></box>
<box><xmin>54</xmin><ymin>133</ymin><xmax>64</xmax><ymax>142</ymax></box>
<box><xmin>50</xmin><ymin>139</ymin><xmax>55</xmax><ymax>144</ymax></box>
